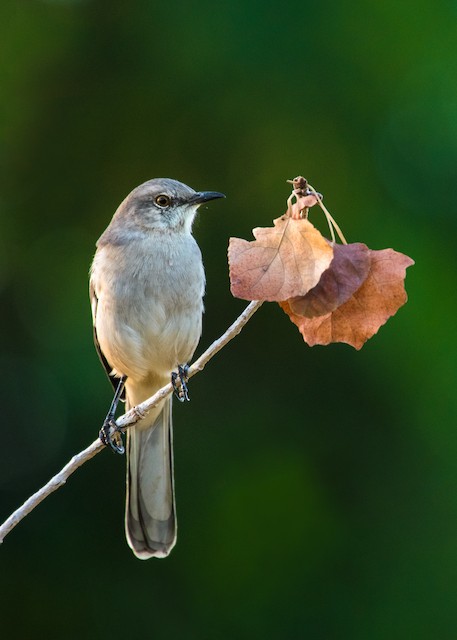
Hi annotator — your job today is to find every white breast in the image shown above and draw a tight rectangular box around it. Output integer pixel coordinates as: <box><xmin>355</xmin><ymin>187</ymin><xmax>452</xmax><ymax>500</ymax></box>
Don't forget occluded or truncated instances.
<box><xmin>91</xmin><ymin>232</ymin><xmax>205</xmax><ymax>383</ymax></box>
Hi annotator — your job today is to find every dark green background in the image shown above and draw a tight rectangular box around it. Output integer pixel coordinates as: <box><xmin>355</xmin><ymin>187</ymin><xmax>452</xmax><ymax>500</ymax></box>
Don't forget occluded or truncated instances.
<box><xmin>1</xmin><ymin>1</ymin><xmax>456</xmax><ymax>638</ymax></box>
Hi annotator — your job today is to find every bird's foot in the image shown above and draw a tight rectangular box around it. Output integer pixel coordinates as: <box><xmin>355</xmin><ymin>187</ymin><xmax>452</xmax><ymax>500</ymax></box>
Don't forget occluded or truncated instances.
<box><xmin>171</xmin><ymin>364</ymin><xmax>190</xmax><ymax>402</ymax></box>
<box><xmin>99</xmin><ymin>418</ymin><xmax>125</xmax><ymax>455</ymax></box>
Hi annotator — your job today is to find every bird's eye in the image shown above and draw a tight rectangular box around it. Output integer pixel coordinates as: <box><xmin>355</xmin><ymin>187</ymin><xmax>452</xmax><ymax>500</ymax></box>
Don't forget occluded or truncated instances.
<box><xmin>155</xmin><ymin>194</ymin><xmax>171</xmax><ymax>208</ymax></box>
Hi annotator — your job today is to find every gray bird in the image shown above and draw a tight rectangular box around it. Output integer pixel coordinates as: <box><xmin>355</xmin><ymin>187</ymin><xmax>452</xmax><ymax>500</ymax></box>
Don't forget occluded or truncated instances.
<box><xmin>89</xmin><ymin>178</ymin><xmax>225</xmax><ymax>559</ymax></box>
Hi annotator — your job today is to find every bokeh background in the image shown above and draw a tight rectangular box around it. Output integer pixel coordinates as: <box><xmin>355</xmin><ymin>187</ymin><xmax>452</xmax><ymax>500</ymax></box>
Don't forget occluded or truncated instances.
<box><xmin>1</xmin><ymin>1</ymin><xmax>456</xmax><ymax>638</ymax></box>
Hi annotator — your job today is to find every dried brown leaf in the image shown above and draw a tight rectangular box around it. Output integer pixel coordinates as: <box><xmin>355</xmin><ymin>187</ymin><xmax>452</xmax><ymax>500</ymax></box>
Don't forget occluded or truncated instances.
<box><xmin>228</xmin><ymin>216</ymin><xmax>334</xmax><ymax>301</ymax></box>
<box><xmin>280</xmin><ymin>248</ymin><xmax>414</xmax><ymax>349</ymax></box>
<box><xmin>289</xmin><ymin>243</ymin><xmax>371</xmax><ymax>318</ymax></box>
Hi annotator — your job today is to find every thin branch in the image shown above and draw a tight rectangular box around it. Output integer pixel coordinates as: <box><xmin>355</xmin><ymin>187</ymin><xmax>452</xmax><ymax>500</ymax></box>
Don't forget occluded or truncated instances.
<box><xmin>0</xmin><ymin>441</ymin><xmax>102</xmax><ymax>543</ymax></box>
<box><xmin>0</xmin><ymin>300</ymin><xmax>263</xmax><ymax>544</ymax></box>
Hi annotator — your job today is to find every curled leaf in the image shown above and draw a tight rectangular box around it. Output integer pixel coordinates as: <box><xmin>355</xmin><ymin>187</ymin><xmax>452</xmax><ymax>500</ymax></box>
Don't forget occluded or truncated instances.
<box><xmin>280</xmin><ymin>249</ymin><xmax>414</xmax><ymax>349</ymax></box>
<box><xmin>286</xmin><ymin>176</ymin><xmax>321</xmax><ymax>219</ymax></box>
<box><xmin>289</xmin><ymin>243</ymin><xmax>371</xmax><ymax>318</ymax></box>
<box><xmin>228</xmin><ymin>216</ymin><xmax>334</xmax><ymax>302</ymax></box>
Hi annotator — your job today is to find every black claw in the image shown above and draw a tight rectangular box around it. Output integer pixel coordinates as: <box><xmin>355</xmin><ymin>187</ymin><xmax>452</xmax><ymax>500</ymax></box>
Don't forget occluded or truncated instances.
<box><xmin>172</xmin><ymin>364</ymin><xmax>190</xmax><ymax>402</ymax></box>
<box><xmin>99</xmin><ymin>375</ymin><xmax>126</xmax><ymax>454</ymax></box>
<box><xmin>99</xmin><ymin>418</ymin><xmax>125</xmax><ymax>455</ymax></box>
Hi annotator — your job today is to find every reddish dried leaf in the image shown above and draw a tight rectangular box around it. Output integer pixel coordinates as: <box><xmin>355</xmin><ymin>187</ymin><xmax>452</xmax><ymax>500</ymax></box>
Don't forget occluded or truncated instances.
<box><xmin>228</xmin><ymin>216</ymin><xmax>334</xmax><ymax>301</ymax></box>
<box><xmin>289</xmin><ymin>194</ymin><xmax>320</xmax><ymax>219</ymax></box>
<box><xmin>280</xmin><ymin>248</ymin><xmax>414</xmax><ymax>349</ymax></box>
<box><xmin>289</xmin><ymin>243</ymin><xmax>371</xmax><ymax>318</ymax></box>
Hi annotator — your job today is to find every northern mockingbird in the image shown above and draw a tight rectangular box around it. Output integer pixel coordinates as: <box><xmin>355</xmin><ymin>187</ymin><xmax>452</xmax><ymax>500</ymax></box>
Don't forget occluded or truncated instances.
<box><xmin>89</xmin><ymin>178</ymin><xmax>224</xmax><ymax>559</ymax></box>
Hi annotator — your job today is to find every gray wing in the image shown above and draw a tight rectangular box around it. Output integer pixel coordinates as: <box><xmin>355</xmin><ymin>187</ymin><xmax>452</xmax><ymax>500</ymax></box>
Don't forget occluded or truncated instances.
<box><xmin>89</xmin><ymin>281</ymin><xmax>126</xmax><ymax>401</ymax></box>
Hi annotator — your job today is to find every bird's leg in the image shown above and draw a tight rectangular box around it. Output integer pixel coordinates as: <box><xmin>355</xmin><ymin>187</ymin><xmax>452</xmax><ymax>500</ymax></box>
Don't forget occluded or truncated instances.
<box><xmin>99</xmin><ymin>375</ymin><xmax>127</xmax><ymax>454</ymax></box>
<box><xmin>171</xmin><ymin>364</ymin><xmax>190</xmax><ymax>402</ymax></box>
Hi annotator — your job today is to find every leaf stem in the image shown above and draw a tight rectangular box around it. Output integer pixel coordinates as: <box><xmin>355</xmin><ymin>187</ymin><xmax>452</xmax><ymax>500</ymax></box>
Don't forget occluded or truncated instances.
<box><xmin>308</xmin><ymin>184</ymin><xmax>348</xmax><ymax>245</ymax></box>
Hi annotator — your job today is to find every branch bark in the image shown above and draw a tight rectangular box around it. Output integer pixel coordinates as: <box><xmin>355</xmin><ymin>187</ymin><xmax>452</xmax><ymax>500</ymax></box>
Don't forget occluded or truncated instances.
<box><xmin>0</xmin><ymin>300</ymin><xmax>263</xmax><ymax>544</ymax></box>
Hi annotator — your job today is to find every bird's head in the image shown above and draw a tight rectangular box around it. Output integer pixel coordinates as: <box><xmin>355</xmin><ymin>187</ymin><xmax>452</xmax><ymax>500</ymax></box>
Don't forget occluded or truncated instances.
<box><xmin>119</xmin><ymin>178</ymin><xmax>225</xmax><ymax>233</ymax></box>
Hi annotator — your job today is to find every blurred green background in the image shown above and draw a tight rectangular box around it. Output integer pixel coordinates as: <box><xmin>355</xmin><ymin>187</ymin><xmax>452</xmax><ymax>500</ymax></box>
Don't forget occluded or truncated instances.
<box><xmin>1</xmin><ymin>1</ymin><xmax>456</xmax><ymax>638</ymax></box>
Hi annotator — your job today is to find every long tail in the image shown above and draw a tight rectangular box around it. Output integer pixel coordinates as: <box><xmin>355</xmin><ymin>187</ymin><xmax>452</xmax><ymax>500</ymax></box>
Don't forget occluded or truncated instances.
<box><xmin>125</xmin><ymin>396</ymin><xmax>176</xmax><ymax>559</ymax></box>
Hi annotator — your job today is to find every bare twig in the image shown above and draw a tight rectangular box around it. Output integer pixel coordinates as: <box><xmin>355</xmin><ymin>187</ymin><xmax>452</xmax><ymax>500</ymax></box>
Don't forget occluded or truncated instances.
<box><xmin>0</xmin><ymin>441</ymin><xmax>102</xmax><ymax>543</ymax></box>
<box><xmin>0</xmin><ymin>300</ymin><xmax>263</xmax><ymax>544</ymax></box>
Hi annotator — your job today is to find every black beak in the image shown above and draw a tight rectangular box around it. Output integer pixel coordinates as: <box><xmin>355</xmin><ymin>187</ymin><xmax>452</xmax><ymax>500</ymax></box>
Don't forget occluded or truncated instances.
<box><xmin>190</xmin><ymin>191</ymin><xmax>226</xmax><ymax>205</ymax></box>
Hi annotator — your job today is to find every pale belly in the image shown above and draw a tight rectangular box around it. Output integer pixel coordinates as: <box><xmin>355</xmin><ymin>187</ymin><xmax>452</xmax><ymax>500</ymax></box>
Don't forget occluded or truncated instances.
<box><xmin>93</xmin><ymin>236</ymin><xmax>205</xmax><ymax>383</ymax></box>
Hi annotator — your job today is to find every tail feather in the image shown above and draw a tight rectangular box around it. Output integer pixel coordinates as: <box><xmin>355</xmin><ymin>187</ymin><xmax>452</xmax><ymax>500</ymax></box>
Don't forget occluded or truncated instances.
<box><xmin>125</xmin><ymin>397</ymin><xmax>176</xmax><ymax>559</ymax></box>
